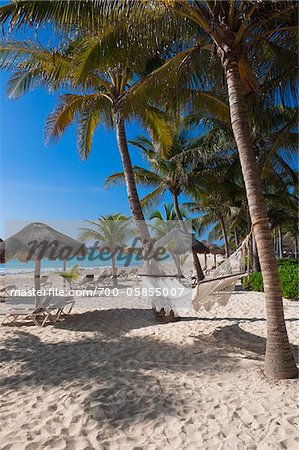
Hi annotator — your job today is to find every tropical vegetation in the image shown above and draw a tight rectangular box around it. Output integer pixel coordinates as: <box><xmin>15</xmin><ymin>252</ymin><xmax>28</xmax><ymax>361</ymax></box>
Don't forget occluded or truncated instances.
<box><xmin>243</xmin><ymin>259</ymin><xmax>299</xmax><ymax>300</ymax></box>
<box><xmin>79</xmin><ymin>213</ymin><xmax>134</xmax><ymax>285</ymax></box>
<box><xmin>0</xmin><ymin>0</ymin><xmax>297</xmax><ymax>379</ymax></box>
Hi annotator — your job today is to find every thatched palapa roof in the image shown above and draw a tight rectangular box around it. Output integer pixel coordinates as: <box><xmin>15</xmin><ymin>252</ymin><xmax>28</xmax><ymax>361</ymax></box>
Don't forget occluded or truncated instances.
<box><xmin>202</xmin><ymin>241</ymin><xmax>225</xmax><ymax>255</ymax></box>
<box><xmin>154</xmin><ymin>228</ymin><xmax>209</xmax><ymax>255</ymax></box>
<box><xmin>4</xmin><ymin>222</ymin><xmax>87</xmax><ymax>263</ymax></box>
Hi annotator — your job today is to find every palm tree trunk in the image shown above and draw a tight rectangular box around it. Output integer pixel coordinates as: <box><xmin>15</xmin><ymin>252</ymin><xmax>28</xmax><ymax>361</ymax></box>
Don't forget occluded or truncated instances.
<box><xmin>252</xmin><ymin>233</ymin><xmax>261</xmax><ymax>273</ymax></box>
<box><xmin>115</xmin><ymin>112</ymin><xmax>150</xmax><ymax>242</ymax></box>
<box><xmin>172</xmin><ymin>193</ymin><xmax>204</xmax><ymax>281</ymax></box>
<box><xmin>234</xmin><ymin>226</ymin><xmax>239</xmax><ymax>249</ymax></box>
<box><xmin>111</xmin><ymin>253</ymin><xmax>117</xmax><ymax>286</ymax></box>
<box><xmin>224</xmin><ymin>54</ymin><xmax>297</xmax><ymax>379</ymax></box>
<box><xmin>278</xmin><ymin>226</ymin><xmax>283</xmax><ymax>259</ymax></box>
<box><xmin>219</xmin><ymin>215</ymin><xmax>230</xmax><ymax>258</ymax></box>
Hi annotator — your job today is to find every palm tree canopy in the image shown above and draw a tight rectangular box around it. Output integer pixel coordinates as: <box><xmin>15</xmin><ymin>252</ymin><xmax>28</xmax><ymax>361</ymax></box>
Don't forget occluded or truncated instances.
<box><xmin>78</xmin><ymin>213</ymin><xmax>135</xmax><ymax>251</ymax></box>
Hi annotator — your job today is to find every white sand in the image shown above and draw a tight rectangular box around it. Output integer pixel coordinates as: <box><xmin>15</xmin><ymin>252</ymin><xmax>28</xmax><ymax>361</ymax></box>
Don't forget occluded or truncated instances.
<box><xmin>0</xmin><ymin>268</ymin><xmax>298</xmax><ymax>449</ymax></box>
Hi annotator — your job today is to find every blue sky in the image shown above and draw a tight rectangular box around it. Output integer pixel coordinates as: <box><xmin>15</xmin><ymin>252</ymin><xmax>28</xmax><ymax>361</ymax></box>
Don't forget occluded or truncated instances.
<box><xmin>1</xmin><ymin>19</ymin><xmax>296</xmax><ymax>243</ymax></box>
<box><xmin>0</xmin><ymin>21</ymin><xmax>184</xmax><ymax>240</ymax></box>
<box><xmin>0</xmin><ymin>70</ymin><xmax>174</xmax><ymax>239</ymax></box>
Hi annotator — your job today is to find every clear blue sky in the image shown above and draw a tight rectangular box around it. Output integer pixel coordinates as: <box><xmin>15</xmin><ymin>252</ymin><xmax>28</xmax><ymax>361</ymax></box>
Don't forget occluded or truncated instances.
<box><xmin>1</xmin><ymin>20</ymin><xmax>296</xmax><ymax>243</ymax></box>
<box><xmin>0</xmin><ymin>21</ymin><xmax>185</xmax><ymax>240</ymax></box>
<box><xmin>0</xmin><ymin>71</ymin><xmax>173</xmax><ymax>239</ymax></box>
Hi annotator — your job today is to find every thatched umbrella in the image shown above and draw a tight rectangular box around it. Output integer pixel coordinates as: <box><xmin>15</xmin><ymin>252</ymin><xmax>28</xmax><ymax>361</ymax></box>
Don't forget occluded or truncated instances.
<box><xmin>192</xmin><ymin>237</ymin><xmax>209</xmax><ymax>254</ymax></box>
<box><xmin>4</xmin><ymin>223</ymin><xmax>87</xmax><ymax>291</ymax></box>
<box><xmin>202</xmin><ymin>241</ymin><xmax>225</xmax><ymax>268</ymax></box>
<box><xmin>154</xmin><ymin>228</ymin><xmax>209</xmax><ymax>255</ymax></box>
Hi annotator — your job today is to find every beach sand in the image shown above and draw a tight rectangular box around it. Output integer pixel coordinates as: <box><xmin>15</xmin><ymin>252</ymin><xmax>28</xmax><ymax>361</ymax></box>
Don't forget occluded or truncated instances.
<box><xmin>0</xmin><ymin>266</ymin><xmax>298</xmax><ymax>449</ymax></box>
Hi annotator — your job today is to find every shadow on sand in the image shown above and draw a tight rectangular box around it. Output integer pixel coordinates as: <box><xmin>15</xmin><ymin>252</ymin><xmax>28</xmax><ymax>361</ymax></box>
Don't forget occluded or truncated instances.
<box><xmin>1</xmin><ymin>308</ymin><xmax>298</xmax><ymax>434</ymax></box>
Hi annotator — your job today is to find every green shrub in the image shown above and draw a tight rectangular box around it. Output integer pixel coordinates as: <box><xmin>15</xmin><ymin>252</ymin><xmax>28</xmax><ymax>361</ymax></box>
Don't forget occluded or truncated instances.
<box><xmin>243</xmin><ymin>259</ymin><xmax>299</xmax><ymax>299</ymax></box>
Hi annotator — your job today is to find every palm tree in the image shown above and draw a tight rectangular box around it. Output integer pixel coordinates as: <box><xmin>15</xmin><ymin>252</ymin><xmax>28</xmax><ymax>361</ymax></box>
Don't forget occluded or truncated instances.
<box><xmin>0</xmin><ymin>27</ymin><xmax>176</xmax><ymax>243</ymax></box>
<box><xmin>0</xmin><ymin>0</ymin><xmax>297</xmax><ymax>378</ymax></box>
<box><xmin>59</xmin><ymin>264</ymin><xmax>80</xmax><ymax>289</ymax></box>
<box><xmin>105</xmin><ymin>126</ymin><xmax>208</xmax><ymax>280</ymax></box>
<box><xmin>266</xmin><ymin>184</ymin><xmax>298</xmax><ymax>258</ymax></box>
<box><xmin>79</xmin><ymin>213</ymin><xmax>134</xmax><ymax>285</ymax></box>
<box><xmin>115</xmin><ymin>0</ymin><xmax>297</xmax><ymax>379</ymax></box>
<box><xmin>187</xmin><ymin>193</ymin><xmax>236</xmax><ymax>259</ymax></box>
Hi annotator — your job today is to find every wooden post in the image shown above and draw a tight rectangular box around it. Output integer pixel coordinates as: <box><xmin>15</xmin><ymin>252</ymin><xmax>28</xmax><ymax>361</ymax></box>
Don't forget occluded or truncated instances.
<box><xmin>34</xmin><ymin>259</ymin><xmax>41</xmax><ymax>307</ymax></box>
<box><xmin>63</xmin><ymin>259</ymin><xmax>67</xmax><ymax>288</ymax></box>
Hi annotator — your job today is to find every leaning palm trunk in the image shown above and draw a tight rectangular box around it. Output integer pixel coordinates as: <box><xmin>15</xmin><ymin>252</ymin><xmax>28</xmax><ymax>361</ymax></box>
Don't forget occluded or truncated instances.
<box><xmin>115</xmin><ymin>112</ymin><xmax>151</xmax><ymax>243</ymax></box>
<box><xmin>278</xmin><ymin>226</ymin><xmax>283</xmax><ymax>259</ymax></box>
<box><xmin>224</xmin><ymin>54</ymin><xmax>297</xmax><ymax>379</ymax></box>
<box><xmin>172</xmin><ymin>193</ymin><xmax>204</xmax><ymax>281</ymax></box>
<box><xmin>252</xmin><ymin>233</ymin><xmax>261</xmax><ymax>273</ymax></box>
<box><xmin>234</xmin><ymin>226</ymin><xmax>239</xmax><ymax>249</ymax></box>
<box><xmin>219</xmin><ymin>215</ymin><xmax>230</xmax><ymax>258</ymax></box>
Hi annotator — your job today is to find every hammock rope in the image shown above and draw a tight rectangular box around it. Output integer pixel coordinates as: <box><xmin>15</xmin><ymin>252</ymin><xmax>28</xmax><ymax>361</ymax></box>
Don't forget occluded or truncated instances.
<box><xmin>141</xmin><ymin>233</ymin><xmax>252</xmax><ymax>315</ymax></box>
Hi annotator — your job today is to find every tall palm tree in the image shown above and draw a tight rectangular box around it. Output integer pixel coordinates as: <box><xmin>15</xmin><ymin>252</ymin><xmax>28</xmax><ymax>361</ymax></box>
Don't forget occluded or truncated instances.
<box><xmin>187</xmin><ymin>193</ymin><xmax>236</xmax><ymax>259</ymax></box>
<box><xmin>105</xmin><ymin>127</ymin><xmax>208</xmax><ymax>280</ymax></box>
<box><xmin>0</xmin><ymin>27</ymin><xmax>175</xmax><ymax>242</ymax></box>
<box><xmin>145</xmin><ymin>0</ymin><xmax>298</xmax><ymax>379</ymax></box>
<box><xmin>0</xmin><ymin>0</ymin><xmax>297</xmax><ymax>378</ymax></box>
<box><xmin>79</xmin><ymin>213</ymin><xmax>134</xmax><ymax>285</ymax></box>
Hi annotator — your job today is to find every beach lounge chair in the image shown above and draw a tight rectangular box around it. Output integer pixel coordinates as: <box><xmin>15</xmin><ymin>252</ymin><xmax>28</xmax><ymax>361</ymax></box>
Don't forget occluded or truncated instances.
<box><xmin>90</xmin><ymin>269</ymin><xmax>114</xmax><ymax>288</ymax></box>
<box><xmin>73</xmin><ymin>274</ymin><xmax>94</xmax><ymax>289</ymax></box>
<box><xmin>0</xmin><ymin>296</ymin><xmax>50</xmax><ymax>326</ymax></box>
<box><xmin>1</xmin><ymin>295</ymin><xmax>75</xmax><ymax>326</ymax></box>
<box><xmin>43</xmin><ymin>296</ymin><xmax>75</xmax><ymax>324</ymax></box>
<box><xmin>0</xmin><ymin>284</ymin><xmax>18</xmax><ymax>298</ymax></box>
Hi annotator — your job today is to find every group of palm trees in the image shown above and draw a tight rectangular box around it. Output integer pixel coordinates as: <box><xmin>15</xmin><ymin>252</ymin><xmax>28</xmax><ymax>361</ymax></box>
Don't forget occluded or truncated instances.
<box><xmin>0</xmin><ymin>1</ymin><xmax>297</xmax><ymax>379</ymax></box>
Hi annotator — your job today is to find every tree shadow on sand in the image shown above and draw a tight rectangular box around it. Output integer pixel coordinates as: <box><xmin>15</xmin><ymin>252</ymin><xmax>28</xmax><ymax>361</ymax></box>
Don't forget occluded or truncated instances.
<box><xmin>0</xmin><ymin>309</ymin><xmax>298</xmax><ymax>436</ymax></box>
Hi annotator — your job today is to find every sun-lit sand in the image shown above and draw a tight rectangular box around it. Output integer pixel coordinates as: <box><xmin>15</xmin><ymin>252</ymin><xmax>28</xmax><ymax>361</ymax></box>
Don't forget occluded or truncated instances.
<box><xmin>0</xmin><ymin>259</ymin><xmax>298</xmax><ymax>450</ymax></box>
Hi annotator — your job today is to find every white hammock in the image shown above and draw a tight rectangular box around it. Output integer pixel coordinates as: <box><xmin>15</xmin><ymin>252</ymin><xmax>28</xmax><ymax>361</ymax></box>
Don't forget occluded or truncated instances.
<box><xmin>141</xmin><ymin>236</ymin><xmax>250</xmax><ymax>316</ymax></box>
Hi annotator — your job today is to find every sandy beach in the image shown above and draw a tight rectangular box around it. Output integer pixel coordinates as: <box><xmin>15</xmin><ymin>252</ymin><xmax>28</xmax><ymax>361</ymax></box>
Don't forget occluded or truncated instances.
<box><xmin>0</xmin><ymin>272</ymin><xmax>298</xmax><ymax>450</ymax></box>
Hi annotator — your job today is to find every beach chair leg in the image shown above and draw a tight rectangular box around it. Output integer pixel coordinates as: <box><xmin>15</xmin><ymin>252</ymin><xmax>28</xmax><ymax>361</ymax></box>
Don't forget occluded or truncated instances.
<box><xmin>67</xmin><ymin>303</ymin><xmax>74</xmax><ymax>315</ymax></box>
<box><xmin>56</xmin><ymin>308</ymin><xmax>64</xmax><ymax>321</ymax></box>
<box><xmin>31</xmin><ymin>314</ymin><xmax>45</xmax><ymax>326</ymax></box>
<box><xmin>1</xmin><ymin>315</ymin><xmax>11</xmax><ymax>325</ymax></box>
<box><xmin>40</xmin><ymin>313</ymin><xmax>50</xmax><ymax>327</ymax></box>
<box><xmin>47</xmin><ymin>310</ymin><xmax>59</xmax><ymax>324</ymax></box>
<box><xmin>3</xmin><ymin>314</ymin><xmax>19</xmax><ymax>325</ymax></box>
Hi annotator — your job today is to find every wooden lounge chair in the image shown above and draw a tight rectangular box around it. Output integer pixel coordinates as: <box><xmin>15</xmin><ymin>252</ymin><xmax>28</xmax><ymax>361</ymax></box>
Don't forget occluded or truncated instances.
<box><xmin>0</xmin><ymin>296</ymin><xmax>49</xmax><ymax>326</ymax></box>
<box><xmin>0</xmin><ymin>284</ymin><xmax>18</xmax><ymax>299</ymax></box>
<box><xmin>1</xmin><ymin>295</ymin><xmax>74</xmax><ymax>326</ymax></box>
<box><xmin>43</xmin><ymin>296</ymin><xmax>75</xmax><ymax>324</ymax></box>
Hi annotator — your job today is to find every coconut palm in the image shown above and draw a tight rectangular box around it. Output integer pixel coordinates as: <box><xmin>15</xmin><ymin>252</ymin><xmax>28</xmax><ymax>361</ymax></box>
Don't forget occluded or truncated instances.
<box><xmin>119</xmin><ymin>0</ymin><xmax>297</xmax><ymax>379</ymax></box>
<box><xmin>0</xmin><ymin>0</ymin><xmax>297</xmax><ymax>378</ymax></box>
<box><xmin>188</xmin><ymin>194</ymin><xmax>234</xmax><ymax>259</ymax></box>
<box><xmin>59</xmin><ymin>264</ymin><xmax>80</xmax><ymax>289</ymax></box>
<box><xmin>266</xmin><ymin>184</ymin><xmax>298</xmax><ymax>258</ymax></box>
<box><xmin>79</xmin><ymin>213</ymin><xmax>134</xmax><ymax>285</ymax></box>
<box><xmin>105</xmin><ymin>125</ymin><xmax>210</xmax><ymax>280</ymax></box>
<box><xmin>0</xmin><ymin>26</ymin><xmax>178</xmax><ymax>242</ymax></box>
